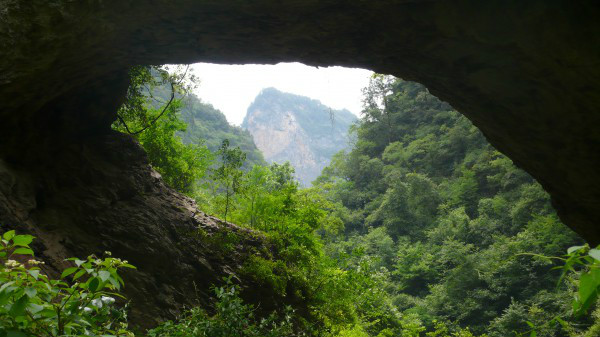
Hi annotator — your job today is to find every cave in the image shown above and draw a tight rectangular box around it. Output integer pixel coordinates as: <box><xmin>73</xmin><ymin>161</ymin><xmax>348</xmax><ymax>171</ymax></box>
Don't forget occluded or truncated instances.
<box><xmin>1</xmin><ymin>0</ymin><xmax>599</xmax><ymax>327</ymax></box>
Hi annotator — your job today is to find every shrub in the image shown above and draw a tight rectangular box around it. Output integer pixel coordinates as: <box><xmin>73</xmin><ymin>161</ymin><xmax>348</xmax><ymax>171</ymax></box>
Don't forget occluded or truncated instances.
<box><xmin>148</xmin><ymin>278</ymin><xmax>298</xmax><ymax>337</ymax></box>
<box><xmin>0</xmin><ymin>230</ymin><xmax>134</xmax><ymax>337</ymax></box>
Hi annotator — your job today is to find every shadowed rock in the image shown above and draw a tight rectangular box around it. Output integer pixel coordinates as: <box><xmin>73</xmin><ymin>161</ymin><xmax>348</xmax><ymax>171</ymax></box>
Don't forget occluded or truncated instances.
<box><xmin>1</xmin><ymin>0</ymin><xmax>599</xmax><ymax>326</ymax></box>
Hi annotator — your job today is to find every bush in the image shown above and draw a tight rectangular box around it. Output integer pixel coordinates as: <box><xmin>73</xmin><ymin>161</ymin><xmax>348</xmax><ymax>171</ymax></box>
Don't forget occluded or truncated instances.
<box><xmin>0</xmin><ymin>230</ymin><xmax>135</xmax><ymax>337</ymax></box>
<box><xmin>148</xmin><ymin>278</ymin><xmax>298</xmax><ymax>337</ymax></box>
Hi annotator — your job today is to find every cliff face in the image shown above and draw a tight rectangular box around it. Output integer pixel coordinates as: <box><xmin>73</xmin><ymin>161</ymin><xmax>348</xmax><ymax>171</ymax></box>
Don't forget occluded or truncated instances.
<box><xmin>0</xmin><ymin>133</ymin><xmax>284</xmax><ymax>329</ymax></box>
<box><xmin>243</xmin><ymin>88</ymin><xmax>356</xmax><ymax>185</ymax></box>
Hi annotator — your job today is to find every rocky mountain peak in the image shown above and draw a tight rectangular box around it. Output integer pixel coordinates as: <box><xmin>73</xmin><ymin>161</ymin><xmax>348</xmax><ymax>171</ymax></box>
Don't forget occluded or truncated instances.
<box><xmin>243</xmin><ymin>88</ymin><xmax>356</xmax><ymax>186</ymax></box>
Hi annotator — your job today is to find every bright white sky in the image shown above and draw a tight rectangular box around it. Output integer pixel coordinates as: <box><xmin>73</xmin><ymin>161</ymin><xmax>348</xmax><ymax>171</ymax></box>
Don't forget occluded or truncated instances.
<box><xmin>190</xmin><ymin>62</ymin><xmax>373</xmax><ymax>125</ymax></box>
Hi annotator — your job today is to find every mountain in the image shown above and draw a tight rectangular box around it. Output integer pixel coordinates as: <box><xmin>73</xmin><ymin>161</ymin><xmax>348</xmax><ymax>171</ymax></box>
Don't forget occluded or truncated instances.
<box><xmin>178</xmin><ymin>93</ymin><xmax>266</xmax><ymax>169</ymax></box>
<box><xmin>242</xmin><ymin>87</ymin><xmax>357</xmax><ymax>186</ymax></box>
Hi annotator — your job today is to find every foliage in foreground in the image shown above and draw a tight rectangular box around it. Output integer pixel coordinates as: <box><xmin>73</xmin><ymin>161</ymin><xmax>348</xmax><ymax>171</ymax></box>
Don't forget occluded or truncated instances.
<box><xmin>0</xmin><ymin>230</ymin><xmax>134</xmax><ymax>337</ymax></box>
<box><xmin>148</xmin><ymin>278</ymin><xmax>297</xmax><ymax>337</ymax></box>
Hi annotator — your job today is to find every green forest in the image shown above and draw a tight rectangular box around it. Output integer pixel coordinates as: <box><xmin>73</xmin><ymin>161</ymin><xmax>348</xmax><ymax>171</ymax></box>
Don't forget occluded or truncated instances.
<box><xmin>1</xmin><ymin>67</ymin><xmax>599</xmax><ymax>337</ymax></box>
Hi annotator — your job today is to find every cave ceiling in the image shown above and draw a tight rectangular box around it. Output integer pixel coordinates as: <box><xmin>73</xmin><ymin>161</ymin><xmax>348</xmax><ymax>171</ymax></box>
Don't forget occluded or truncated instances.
<box><xmin>1</xmin><ymin>0</ymin><xmax>599</xmax><ymax>243</ymax></box>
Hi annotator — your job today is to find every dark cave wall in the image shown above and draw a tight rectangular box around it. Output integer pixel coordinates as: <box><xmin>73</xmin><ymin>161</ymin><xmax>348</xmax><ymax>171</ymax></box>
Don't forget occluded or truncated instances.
<box><xmin>0</xmin><ymin>133</ymin><xmax>283</xmax><ymax>328</ymax></box>
<box><xmin>3</xmin><ymin>0</ymin><xmax>595</xmax><ymax>242</ymax></box>
<box><xmin>0</xmin><ymin>0</ymin><xmax>599</xmax><ymax>324</ymax></box>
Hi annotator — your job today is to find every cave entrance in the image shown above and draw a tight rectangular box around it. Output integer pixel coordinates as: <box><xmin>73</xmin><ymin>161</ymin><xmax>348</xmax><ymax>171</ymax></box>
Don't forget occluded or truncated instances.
<box><xmin>2</xmin><ymin>0</ymin><xmax>598</xmax><ymax>242</ymax></box>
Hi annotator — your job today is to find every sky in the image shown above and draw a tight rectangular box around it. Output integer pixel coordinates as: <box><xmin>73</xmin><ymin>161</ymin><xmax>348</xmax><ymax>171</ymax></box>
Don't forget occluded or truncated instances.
<box><xmin>190</xmin><ymin>63</ymin><xmax>373</xmax><ymax>125</ymax></box>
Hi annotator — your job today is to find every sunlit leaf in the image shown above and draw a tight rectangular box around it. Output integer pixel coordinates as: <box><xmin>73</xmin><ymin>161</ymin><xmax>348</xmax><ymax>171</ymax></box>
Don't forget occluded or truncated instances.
<box><xmin>575</xmin><ymin>268</ymin><xmax>600</xmax><ymax>315</ymax></box>
<box><xmin>27</xmin><ymin>269</ymin><xmax>40</xmax><ymax>280</ymax></box>
<box><xmin>567</xmin><ymin>245</ymin><xmax>586</xmax><ymax>254</ymax></box>
<box><xmin>12</xmin><ymin>235</ymin><xmax>34</xmax><ymax>247</ymax></box>
<box><xmin>61</xmin><ymin>267</ymin><xmax>78</xmax><ymax>279</ymax></box>
<box><xmin>98</xmin><ymin>270</ymin><xmax>110</xmax><ymax>282</ymax></box>
<box><xmin>2</xmin><ymin>230</ymin><xmax>15</xmax><ymax>241</ymax></box>
<box><xmin>588</xmin><ymin>249</ymin><xmax>600</xmax><ymax>262</ymax></box>
<box><xmin>12</xmin><ymin>247</ymin><xmax>34</xmax><ymax>256</ymax></box>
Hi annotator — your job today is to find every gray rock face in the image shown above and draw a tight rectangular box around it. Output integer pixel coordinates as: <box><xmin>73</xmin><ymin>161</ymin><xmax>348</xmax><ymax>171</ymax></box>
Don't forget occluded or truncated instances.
<box><xmin>1</xmin><ymin>1</ymin><xmax>599</xmax><ymax>242</ymax></box>
<box><xmin>243</xmin><ymin>88</ymin><xmax>356</xmax><ymax>186</ymax></box>
<box><xmin>0</xmin><ymin>1</ymin><xmax>599</xmax><ymax>325</ymax></box>
<box><xmin>0</xmin><ymin>133</ymin><xmax>287</xmax><ymax>329</ymax></box>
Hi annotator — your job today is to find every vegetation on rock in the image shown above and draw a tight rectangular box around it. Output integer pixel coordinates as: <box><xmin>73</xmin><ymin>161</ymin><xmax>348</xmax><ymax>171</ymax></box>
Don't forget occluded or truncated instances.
<box><xmin>3</xmin><ymin>68</ymin><xmax>598</xmax><ymax>337</ymax></box>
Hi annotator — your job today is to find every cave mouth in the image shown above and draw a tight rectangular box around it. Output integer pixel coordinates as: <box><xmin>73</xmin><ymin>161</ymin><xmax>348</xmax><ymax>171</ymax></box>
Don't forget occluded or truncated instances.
<box><xmin>2</xmin><ymin>1</ymin><xmax>599</xmax><ymax>331</ymax></box>
<box><xmin>1</xmin><ymin>1</ymin><xmax>598</xmax><ymax>243</ymax></box>
<box><xmin>2</xmin><ymin>0</ymin><xmax>597</xmax><ymax>243</ymax></box>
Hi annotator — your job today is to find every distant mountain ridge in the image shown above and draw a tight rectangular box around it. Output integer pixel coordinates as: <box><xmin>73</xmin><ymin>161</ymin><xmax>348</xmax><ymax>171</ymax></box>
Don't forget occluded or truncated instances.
<box><xmin>178</xmin><ymin>93</ymin><xmax>266</xmax><ymax>169</ymax></box>
<box><xmin>144</xmin><ymin>77</ymin><xmax>266</xmax><ymax>169</ymax></box>
<box><xmin>242</xmin><ymin>87</ymin><xmax>357</xmax><ymax>185</ymax></box>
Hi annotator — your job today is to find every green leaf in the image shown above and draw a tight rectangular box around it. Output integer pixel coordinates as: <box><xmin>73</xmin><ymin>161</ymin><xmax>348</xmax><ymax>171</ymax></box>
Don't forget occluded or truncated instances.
<box><xmin>87</xmin><ymin>277</ymin><xmax>100</xmax><ymax>292</ymax></box>
<box><xmin>0</xmin><ymin>289</ymin><xmax>13</xmax><ymax>305</ymax></box>
<box><xmin>12</xmin><ymin>247</ymin><xmax>33</xmax><ymax>256</ymax></box>
<box><xmin>28</xmin><ymin>303</ymin><xmax>44</xmax><ymax>314</ymax></box>
<box><xmin>588</xmin><ymin>249</ymin><xmax>600</xmax><ymax>262</ymax></box>
<box><xmin>2</xmin><ymin>230</ymin><xmax>15</xmax><ymax>241</ymax></box>
<box><xmin>9</xmin><ymin>295</ymin><xmax>28</xmax><ymax>316</ymax></box>
<box><xmin>73</xmin><ymin>269</ymin><xmax>86</xmax><ymax>281</ymax></box>
<box><xmin>576</xmin><ymin>268</ymin><xmax>600</xmax><ymax>315</ymax></box>
<box><xmin>108</xmin><ymin>277</ymin><xmax>121</xmax><ymax>290</ymax></box>
<box><xmin>567</xmin><ymin>245</ymin><xmax>586</xmax><ymax>254</ymax></box>
<box><xmin>554</xmin><ymin>316</ymin><xmax>569</xmax><ymax>329</ymax></box>
<box><xmin>0</xmin><ymin>281</ymin><xmax>15</xmax><ymax>293</ymax></box>
<box><xmin>98</xmin><ymin>270</ymin><xmax>111</xmax><ymax>282</ymax></box>
<box><xmin>61</xmin><ymin>267</ymin><xmax>79</xmax><ymax>279</ymax></box>
<box><xmin>7</xmin><ymin>331</ymin><xmax>27</xmax><ymax>337</ymax></box>
<box><xmin>28</xmin><ymin>269</ymin><xmax>40</xmax><ymax>280</ymax></box>
<box><xmin>39</xmin><ymin>308</ymin><xmax>56</xmax><ymax>318</ymax></box>
<box><xmin>24</xmin><ymin>287</ymin><xmax>37</xmax><ymax>298</ymax></box>
<box><xmin>12</xmin><ymin>235</ymin><xmax>34</xmax><ymax>247</ymax></box>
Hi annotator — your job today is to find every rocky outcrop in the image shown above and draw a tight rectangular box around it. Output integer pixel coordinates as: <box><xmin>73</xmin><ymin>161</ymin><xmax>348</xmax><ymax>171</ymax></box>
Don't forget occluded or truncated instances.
<box><xmin>0</xmin><ymin>132</ymin><xmax>281</xmax><ymax>328</ymax></box>
<box><xmin>243</xmin><ymin>88</ymin><xmax>356</xmax><ymax>185</ymax></box>
<box><xmin>0</xmin><ymin>0</ymin><xmax>599</xmax><ymax>324</ymax></box>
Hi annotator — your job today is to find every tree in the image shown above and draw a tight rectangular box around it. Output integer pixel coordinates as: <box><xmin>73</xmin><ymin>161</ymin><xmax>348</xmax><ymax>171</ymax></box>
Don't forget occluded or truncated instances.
<box><xmin>113</xmin><ymin>65</ymin><xmax>197</xmax><ymax>135</ymax></box>
<box><xmin>112</xmin><ymin>65</ymin><xmax>211</xmax><ymax>196</ymax></box>
<box><xmin>136</xmin><ymin>104</ymin><xmax>213</xmax><ymax>195</ymax></box>
<box><xmin>212</xmin><ymin>139</ymin><xmax>246</xmax><ymax>222</ymax></box>
<box><xmin>362</xmin><ymin>74</ymin><xmax>395</xmax><ymax>143</ymax></box>
<box><xmin>240</xmin><ymin>165</ymin><xmax>272</xmax><ymax>227</ymax></box>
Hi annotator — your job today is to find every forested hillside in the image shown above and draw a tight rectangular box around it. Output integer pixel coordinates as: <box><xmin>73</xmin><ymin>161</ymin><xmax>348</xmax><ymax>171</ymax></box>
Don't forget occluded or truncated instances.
<box><xmin>179</xmin><ymin>93</ymin><xmax>265</xmax><ymax>168</ymax></box>
<box><xmin>313</xmin><ymin>76</ymin><xmax>599</xmax><ymax>336</ymax></box>
<box><xmin>2</xmin><ymin>68</ymin><xmax>599</xmax><ymax>337</ymax></box>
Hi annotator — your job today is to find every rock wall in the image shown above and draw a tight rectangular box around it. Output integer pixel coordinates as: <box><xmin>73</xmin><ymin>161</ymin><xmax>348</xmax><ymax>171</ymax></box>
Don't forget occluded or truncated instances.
<box><xmin>0</xmin><ymin>0</ymin><xmax>599</xmax><ymax>326</ymax></box>
<box><xmin>0</xmin><ymin>133</ymin><xmax>281</xmax><ymax>328</ymax></box>
<box><xmin>3</xmin><ymin>1</ymin><xmax>596</xmax><ymax>241</ymax></box>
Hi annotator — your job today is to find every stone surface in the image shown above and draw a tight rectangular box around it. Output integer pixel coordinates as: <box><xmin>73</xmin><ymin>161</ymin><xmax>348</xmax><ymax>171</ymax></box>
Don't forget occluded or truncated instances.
<box><xmin>243</xmin><ymin>88</ymin><xmax>356</xmax><ymax>186</ymax></box>
<box><xmin>0</xmin><ymin>133</ymin><xmax>280</xmax><ymax>328</ymax></box>
<box><xmin>0</xmin><ymin>0</ymin><xmax>599</xmax><ymax>324</ymax></box>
